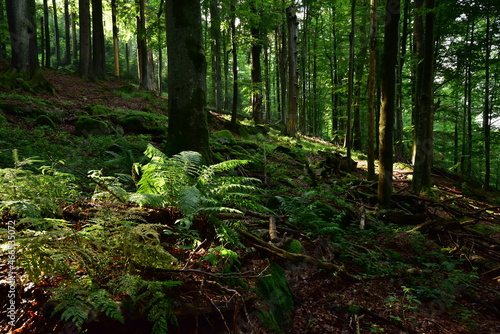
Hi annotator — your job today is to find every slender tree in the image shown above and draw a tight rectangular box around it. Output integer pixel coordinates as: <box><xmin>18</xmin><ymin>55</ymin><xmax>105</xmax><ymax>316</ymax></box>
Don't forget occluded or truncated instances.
<box><xmin>367</xmin><ymin>0</ymin><xmax>378</xmax><ymax>181</ymax></box>
<box><xmin>78</xmin><ymin>0</ymin><xmax>92</xmax><ymax>79</ymax></box>
<box><xmin>92</xmin><ymin>0</ymin><xmax>106</xmax><ymax>78</ymax></box>
<box><xmin>165</xmin><ymin>0</ymin><xmax>212</xmax><ymax>162</ymax></box>
<box><xmin>378</xmin><ymin>0</ymin><xmax>400</xmax><ymax>207</ymax></box>
<box><xmin>483</xmin><ymin>15</ymin><xmax>491</xmax><ymax>188</ymax></box>
<box><xmin>136</xmin><ymin>0</ymin><xmax>157</xmax><ymax>92</ymax></box>
<box><xmin>64</xmin><ymin>0</ymin><xmax>71</xmax><ymax>65</ymax></box>
<box><xmin>285</xmin><ymin>4</ymin><xmax>299</xmax><ymax>137</ymax></box>
<box><xmin>43</xmin><ymin>0</ymin><xmax>50</xmax><ymax>68</ymax></box>
<box><xmin>411</xmin><ymin>0</ymin><xmax>436</xmax><ymax>194</ymax></box>
<box><xmin>52</xmin><ymin>0</ymin><xmax>61</xmax><ymax>68</ymax></box>
<box><xmin>0</xmin><ymin>0</ymin><xmax>6</xmax><ymax>60</ymax></box>
<box><xmin>250</xmin><ymin>1</ymin><xmax>263</xmax><ymax>124</ymax></box>
<box><xmin>345</xmin><ymin>0</ymin><xmax>356</xmax><ymax>163</ymax></box>
<box><xmin>210</xmin><ymin>0</ymin><xmax>222</xmax><ymax>113</ymax></box>
<box><xmin>230</xmin><ymin>0</ymin><xmax>239</xmax><ymax>128</ymax></box>
<box><xmin>111</xmin><ymin>0</ymin><xmax>120</xmax><ymax>77</ymax></box>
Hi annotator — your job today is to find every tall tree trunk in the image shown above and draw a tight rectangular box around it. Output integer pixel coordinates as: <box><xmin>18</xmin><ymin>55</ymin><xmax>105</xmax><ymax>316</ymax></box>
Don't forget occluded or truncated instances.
<box><xmin>111</xmin><ymin>0</ymin><xmax>120</xmax><ymax>77</ymax></box>
<box><xmin>40</xmin><ymin>17</ymin><xmax>45</xmax><ymax>67</ymax></box>
<box><xmin>378</xmin><ymin>0</ymin><xmax>400</xmax><ymax>207</ymax></box>
<box><xmin>411</xmin><ymin>0</ymin><xmax>436</xmax><ymax>194</ymax></box>
<box><xmin>210</xmin><ymin>0</ymin><xmax>222</xmax><ymax>113</ymax></box>
<box><xmin>285</xmin><ymin>4</ymin><xmax>299</xmax><ymax>137</ymax></box>
<box><xmin>64</xmin><ymin>0</ymin><xmax>71</xmax><ymax>65</ymax></box>
<box><xmin>92</xmin><ymin>0</ymin><xmax>106</xmax><ymax>78</ymax></box>
<box><xmin>165</xmin><ymin>0</ymin><xmax>211</xmax><ymax>163</ymax></box>
<box><xmin>157</xmin><ymin>0</ymin><xmax>164</xmax><ymax>92</ymax></box>
<box><xmin>483</xmin><ymin>15</ymin><xmax>491</xmax><ymax>188</ymax></box>
<box><xmin>250</xmin><ymin>1</ymin><xmax>263</xmax><ymax>124</ymax></box>
<box><xmin>51</xmin><ymin>0</ymin><xmax>60</xmax><ymax>68</ymax></box>
<box><xmin>345</xmin><ymin>0</ymin><xmax>356</xmax><ymax>162</ymax></box>
<box><xmin>230</xmin><ymin>0</ymin><xmax>239</xmax><ymax>127</ymax></box>
<box><xmin>0</xmin><ymin>0</ymin><xmax>6</xmax><ymax>60</ymax></box>
<box><xmin>264</xmin><ymin>42</ymin><xmax>271</xmax><ymax>123</ymax></box>
<box><xmin>395</xmin><ymin>0</ymin><xmax>410</xmax><ymax>161</ymax></box>
<box><xmin>367</xmin><ymin>0</ymin><xmax>377</xmax><ymax>181</ymax></box>
<box><xmin>71</xmin><ymin>4</ymin><xmax>77</xmax><ymax>65</ymax></box>
<box><xmin>279</xmin><ymin>21</ymin><xmax>287</xmax><ymax>125</ymax></box>
<box><xmin>5</xmin><ymin>0</ymin><xmax>39</xmax><ymax>76</ymax></box>
<box><xmin>136</xmin><ymin>0</ymin><xmax>157</xmax><ymax>92</ymax></box>
<box><xmin>43</xmin><ymin>0</ymin><xmax>50</xmax><ymax>68</ymax></box>
<box><xmin>78</xmin><ymin>0</ymin><xmax>92</xmax><ymax>79</ymax></box>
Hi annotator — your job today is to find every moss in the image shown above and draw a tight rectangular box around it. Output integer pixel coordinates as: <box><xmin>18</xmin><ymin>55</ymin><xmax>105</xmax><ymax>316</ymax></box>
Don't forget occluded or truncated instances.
<box><xmin>0</xmin><ymin>112</ymin><xmax>6</xmax><ymax>125</ymax></box>
<box><xmin>286</xmin><ymin>239</ymin><xmax>303</xmax><ymax>254</ymax></box>
<box><xmin>256</xmin><ymin>262</ymin><xmax>295</xmax><ymax>332</ymax></box>
<box><xmin>74</xmin><ymin>116</ymin><xmax>115</xmax><ymax>137</ymax></box>
<box><xmin>35</xmin><ymin>115</ymin><xmax>57</xmax><ymax>129</ymax></box>
<box><xmin>212</xmin><ymin>129</ymin><xmax>237</xmax><ymax>145</ymax></box>
<box><xmin>83</xmin><ymin>104</ymin><xmax>113</xmax><ymax>116</ymax></box>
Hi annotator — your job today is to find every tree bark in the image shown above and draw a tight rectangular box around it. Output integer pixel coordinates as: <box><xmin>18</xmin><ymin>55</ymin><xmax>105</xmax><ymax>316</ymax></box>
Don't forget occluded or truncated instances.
<box><xmin>64</xmin><ymin>0</ymin><xmax>71</xmax><ymax>65</ymax></box>
<box><xmin>250</xmin><ymin>1</ymin><xmax>263</xmax><ymax>124</ymax></box>
<box><xmin>111</xmin><ymin>0</ymin><xmax>120</xmax><ymax>77</ymax></box>
<box><xmin>345</xmin><ymin>0</ymin><xmax>356</xmax><ymax>163</ymax></box>
<box><xmin>210</xmin><ymin>0</ymin><xmax>222</xmax><ymax>113</ymax></box>
<box><xmin>411</xmin><ymin>0</ymin><xmax>436</xmax><ymax>194</ymax></box>
<box><xmin>285</xmin><ymin>4</ymin><xmax>299</xmax><ymax>137</ymax></box>
<box><xmin>136</xmin><ymin>0</ymin><xmax>157</xmax><ymax>92</ymax></box>
<box><xmin>71</xmin><ymin>3</ymin><xmax>78</xmax><ymax>65</ymax></box>
<box><xmin>367</xmin><ymin>0</ymin><xmax>378</xmax><ymax>181</ymax></box>
<box><xmin>378</xmin><ymin>0</ymin><xmax>400</xmax><ymax>208</ymax></box>
<box><xmin>230</xmin><ymin>0</ymin><xmax>239</xmax><ymax>128</ymax></box>
<box><xmin>0</xmin><ymin>0</ymin><xmax>6</xmax><ymax>60</ymax></box>
<box><xmin>43</xmin><ymin>0</ymin><xmax>50</xmax><ymax>68</ymax></box>
<box><xmin>165</xmin><ymin>0</ymin><xmax>212</xmax><ymax>163</ymax></box>
<box><xmin>483</xmin><ymin>15</ymin><xmax>491</xmax><ymax>188</ymax></box>
<box><xmin>78</xmin><ymin>0</ymin><xmax>92</xmax><ymax>79</ymax></box>
<box><xmin>92</xmin><ymin>0</ymin><xmax>106</xmax><ymax>78</ymax></box>
<box><xmin>52</xmin><ymin>0</ymin><xmax>61</xmax><ymax>68</ymax></box>
<box><xmin>5</xmin><ymin>0</ymin><xmax>39</xmax><ymax>76</ymax></box>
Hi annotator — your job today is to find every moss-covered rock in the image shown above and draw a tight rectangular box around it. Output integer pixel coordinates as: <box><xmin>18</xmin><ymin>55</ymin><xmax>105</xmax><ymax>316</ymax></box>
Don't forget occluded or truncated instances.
<box><xmin>256</xmin><ymin>262</ymin><xmax>295</xmax><ymax>333</ymax></box>
<box><xmin>212</xmin><ymin>129</ymin><xmax>237</xmax><ymax>145</ymax></box>
<box><xmin>35</xmin><ymin>115</ymin><xmax>57</xmax><ymax>129</ymax></box>
<box><xmin>83</xmin><ymin>104</ymin><xmax>113</xmax><ymax>115</ymax></box>
<box><xmin>74</xmin><ymin>116</ymin><xmax>115</xmax><ymax>137</ymax></box>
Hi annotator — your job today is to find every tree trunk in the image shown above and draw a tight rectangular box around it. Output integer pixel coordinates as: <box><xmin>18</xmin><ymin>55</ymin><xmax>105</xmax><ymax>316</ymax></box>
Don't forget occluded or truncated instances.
<box><xmin>250</xmin><ymin>1</ymin><xmax>263</xmax><ymax>124</ymax></box>
<box><xmin>285</xmin><ymin>4</ymin><xmax>299</xmax><ymax>137</ymax></box>
<box><xmin>43</xmin><ymin>0</ymin><xmax>50</xmax><ymax>68</ymax></box>
<box><xmin>230</xmin><ymin>0</ymin><xmax>239</xmax><ymax>128</ymax></box>
<box><xmin>483</xmin><ymin>15</ymin><xmax>491</xmax><ymax>188</ymax></box>
<box><xmin>5</xmin><ymin>0</ymin><xmax>39</xmax><ymax>76</ymax></box>
<box><xmin>165</xmin><ymin>0</ymin><xmax>212</xmax><ymax>163</ymax></box>
<box><xmin>136</xmin><ymin>0</ymin><xmax>157</xmax><ymax>92</ymax></box>
<box><xmin>411</xmin><ymin>0</ymin><xmax>436</xmax><ymax>194</ymax></box>
<box><xmin>64</xmin><ymin>0</ymin><xmax>71</xmax><ymax>65</ymax></box>
<box><xmin>378</xmin><ymin>0</ymin><xmax>400</xmax><ymax>208</ymax></box>
<box><xmin>264</xmin><ymin>42</ymin><xmax>271</xmax><ymax>123</ymax></box>
<box><xmin>71</xmin><ymin>4</ymin><xmax>77</xmax><ymax>65</ymax></box>
<box><xmin>92</xmin><ymin>0</ymin><xmax>106</xmax><ymax>78</ymax></box>
<box><xmin>210</xmin><ymin>0</ymin><xmax>222</xmax><ymax>113</ymax></box>
<box><xmin>78</xmin><ymin>0</ymin><xmax>92</xmax><ymax>79</ymax></box>
<box><xmin>51</xmin><ymin>0</ymin><xmax>60</xmax><ymax>68</ymax></box>
<box><xmin>345</xmin><ymin>0</ymin><xmax>356</xmax><ymax>163</ymax></box>
<box><xmin>111</xmin><ymin>0</ymin><xmax>120</xmax><ymax>77</ymax></box>
<box><xmin>279</xmin><ymin>21</ymin><xmax>287</xmax><ymax>125</ymax></box>
<box><xmin>367</xmin><ymin>0</ymin><xmax>377</xmax><ymax>181</ymax></box>
<box><xmin>40</xmin><ymin>17</ymin><xmax>45</xmax><ymax>67</ymax></box>
<box><xmin>0</xmin><ymin>0</ymin><xmax>6</xmax><ymax>60</ymax></box>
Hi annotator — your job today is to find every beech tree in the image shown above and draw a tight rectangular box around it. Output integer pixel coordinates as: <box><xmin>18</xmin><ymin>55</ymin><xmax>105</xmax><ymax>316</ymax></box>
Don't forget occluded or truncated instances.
<box><xmin>2</xmin><ymin>0</ymin><xmax>52</xmax><ymax>91</ymax></box>
<box><xmin>165</xmin><ymin>0</ymin><xmax>212</xmax><ymax>163</ymax></box>
<box><xmin>378</xmin><ymin>0</ymin><xmax>400</xmax><ymax>207</ymax></box>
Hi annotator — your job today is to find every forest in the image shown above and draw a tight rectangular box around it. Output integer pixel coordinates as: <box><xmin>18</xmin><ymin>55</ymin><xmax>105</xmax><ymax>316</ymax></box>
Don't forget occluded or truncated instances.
<box><xmin>0</xmin><ymin>0</ymin><xmax>500</xmax><ymax>333</ymax></box>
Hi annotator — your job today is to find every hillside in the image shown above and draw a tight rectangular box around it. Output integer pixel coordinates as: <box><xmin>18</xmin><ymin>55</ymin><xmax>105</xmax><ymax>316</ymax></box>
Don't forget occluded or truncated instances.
<box><xmin>1</xmin><ymin>70</ymin><xmax>500</xmax><ymax>334</ymax></box>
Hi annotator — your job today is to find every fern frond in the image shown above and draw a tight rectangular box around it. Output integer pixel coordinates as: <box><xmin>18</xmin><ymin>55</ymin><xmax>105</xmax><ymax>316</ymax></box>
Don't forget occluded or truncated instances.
<box><xmin>88</xmin><ymin>289</ymin><xmax>125</xmax><ymax>324</ymax></box>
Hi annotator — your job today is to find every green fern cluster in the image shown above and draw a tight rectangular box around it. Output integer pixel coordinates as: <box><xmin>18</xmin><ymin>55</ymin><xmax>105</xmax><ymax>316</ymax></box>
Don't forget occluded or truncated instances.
<box><xmin>276</xmin><ymin>196</ymin><xmax>344</xmax><ymax>238</ymax></box>
<box><xmin>49</xmin><ymin>282</ymin><xmax>125</xmax><ymax>330</ymax></box>
<box><xmin>0</xmin><ymin>150</ymin><xmax>79</xmax><ymax>218</ymax></box>
<box><xmin>131</xmin><ymin>145</ymin><xmax>263</xmax><ymax>229</ymax></box>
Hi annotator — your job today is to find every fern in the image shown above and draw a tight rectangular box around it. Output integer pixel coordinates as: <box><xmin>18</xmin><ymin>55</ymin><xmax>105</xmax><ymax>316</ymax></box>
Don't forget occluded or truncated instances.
<box><xmin>132</xmin><ymin>145</ymin><xmax>264</xmax><ymax>232</ymax></box>
<box><xmin>88</xmin><ymin>289</ymin><xmax>125</xmax><ymax>324</ymax></box>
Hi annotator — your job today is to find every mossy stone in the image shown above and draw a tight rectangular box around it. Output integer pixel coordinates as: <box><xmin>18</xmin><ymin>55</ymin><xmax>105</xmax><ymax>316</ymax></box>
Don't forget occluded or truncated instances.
<box><xmin>35</xmin><ymin>115</ymin><xmax>57</xmax><ymax>129</ymax></box>
<box><xmin>74</xmin><ymin>116</ymin><xmax>115</xmax><ymax>137</ymax></box>
<box><xmin>118</xmin><ymin>115</ymin><xmax>149</xmax><ymax>133</ymax></box>
<box><xmin>83</xmin><ymin>104</ymin><xmax>113</xmax><ymax>115</ymax></box>
<box><xmin>212</xmin><ymin>129</ymin><xmax>237</xmax><ymax>145</ymax></box>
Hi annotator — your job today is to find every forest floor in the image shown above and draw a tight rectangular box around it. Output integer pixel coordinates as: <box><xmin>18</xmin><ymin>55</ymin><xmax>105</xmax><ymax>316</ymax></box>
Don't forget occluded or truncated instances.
<box><xmin>1</xmin><ymin>68</ymin><xmax>500</xmax><ymax>334</ymax></box>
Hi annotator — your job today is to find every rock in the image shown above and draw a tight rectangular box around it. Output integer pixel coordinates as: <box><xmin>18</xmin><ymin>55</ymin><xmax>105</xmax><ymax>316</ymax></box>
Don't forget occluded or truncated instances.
<box><xmin>35</xmin><ymin>114</ymin><xmax>57</xmax><ymax>129</ymax></box>
<box><xmin>74</xmin><ymin>116</ymin><xmax>115</xmax><ymax>137</ymax></box>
